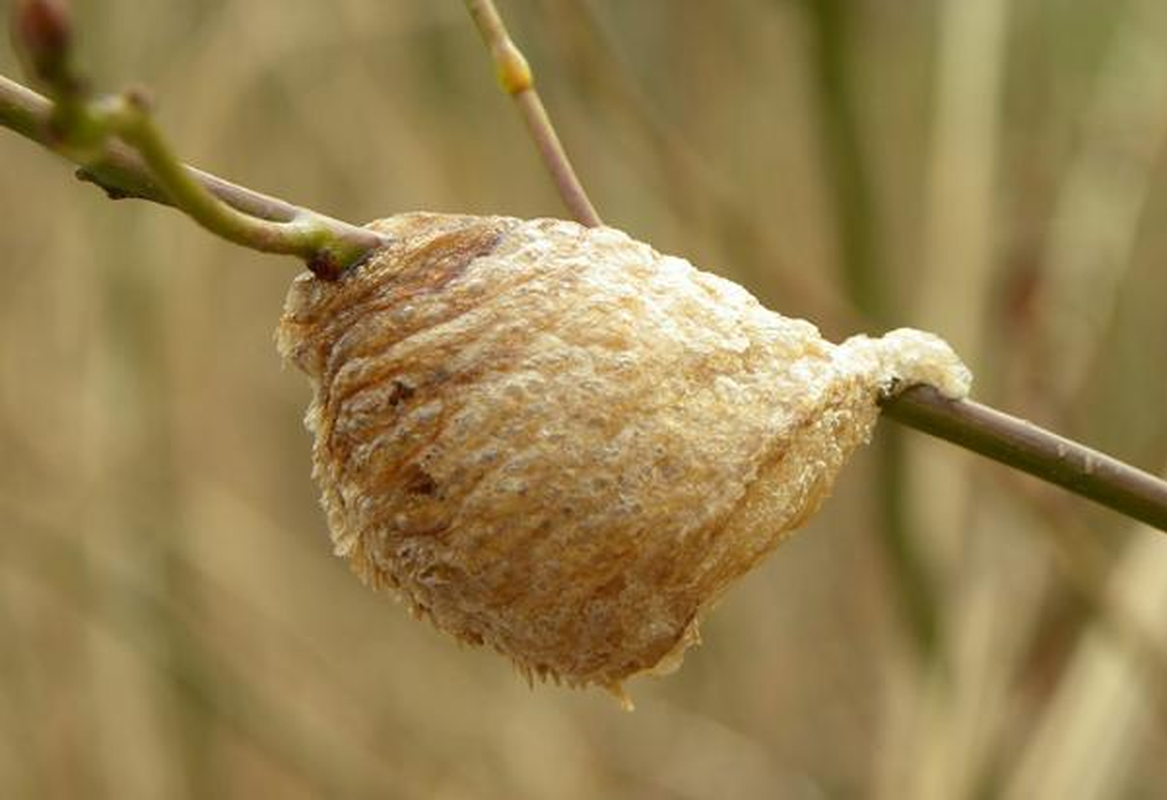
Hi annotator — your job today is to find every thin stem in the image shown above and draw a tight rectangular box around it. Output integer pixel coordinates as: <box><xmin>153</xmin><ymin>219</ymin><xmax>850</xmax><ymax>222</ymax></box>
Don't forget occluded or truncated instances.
<box><xmin>463</xmin><ymin>0</ymin><xmax>602</xmax><ymax>228</ymax></box>
<box><xmin>0</xmin><ymin>73</ymin><xmax>389</xmax><ymax>277</ymax></box>
<box><xmin>882</xmin><ymin>385</ymin><xmax>1167</xmax><ymax>533</ymax></box>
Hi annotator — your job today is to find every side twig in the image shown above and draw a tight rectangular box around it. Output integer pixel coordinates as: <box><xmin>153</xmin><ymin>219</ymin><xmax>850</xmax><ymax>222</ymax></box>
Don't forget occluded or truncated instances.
<box><xmin>4</xmin><ymin>1</ymin><xmax>389</xmax><ymax>277</ymax></box>
<box><xmin>463</xmin><ymin>0</ymin><xmax>602</xmax><ymax>228</ymax></box>
<box><xmin>882</xmin><ymin>385</ymin><xmax>1167</xmax><ymax>533</ymax></box>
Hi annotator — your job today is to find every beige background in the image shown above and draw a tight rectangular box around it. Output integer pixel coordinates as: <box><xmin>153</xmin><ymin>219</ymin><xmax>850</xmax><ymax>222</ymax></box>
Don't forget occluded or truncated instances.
<box><xmin>2</xmin><ymin>1</ymin><xmax>1166</xmax><ymax>797</ymax></box>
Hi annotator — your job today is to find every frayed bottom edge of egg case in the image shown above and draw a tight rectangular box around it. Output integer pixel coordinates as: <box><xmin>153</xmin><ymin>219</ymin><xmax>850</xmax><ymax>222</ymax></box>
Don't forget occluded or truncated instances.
<box><xmin>340</xmin><ymin>329</ymin><xmax>970</xmax><ymax>710</ymax></box>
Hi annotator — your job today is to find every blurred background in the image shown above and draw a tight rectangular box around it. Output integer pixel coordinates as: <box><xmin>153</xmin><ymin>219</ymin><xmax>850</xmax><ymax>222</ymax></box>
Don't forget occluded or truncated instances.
<box><xmin>2</xmin><ymin>0</ymin><xmax>1167</xmax><ymax>797</ymax></box>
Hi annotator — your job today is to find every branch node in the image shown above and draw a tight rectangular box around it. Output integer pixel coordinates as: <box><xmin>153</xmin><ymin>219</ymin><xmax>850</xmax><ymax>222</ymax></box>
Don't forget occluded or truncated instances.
<box><xmin>493</xmin><ymin>41</ymin><xmax>532</xmax><ymax>95</ymax></box>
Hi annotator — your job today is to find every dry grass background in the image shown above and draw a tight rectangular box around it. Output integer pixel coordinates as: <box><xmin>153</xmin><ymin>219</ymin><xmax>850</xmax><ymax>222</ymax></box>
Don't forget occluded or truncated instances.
<box><xmin>2</xmin><ymin>0</ymin><xmax>1167</xmax><ymax>797</ymax></box>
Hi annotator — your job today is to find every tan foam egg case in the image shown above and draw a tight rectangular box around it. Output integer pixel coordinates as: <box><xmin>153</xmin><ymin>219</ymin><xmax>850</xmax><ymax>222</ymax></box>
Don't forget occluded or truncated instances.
<box><xmin>277</xmin><ymin>213</ymin><xmax>970</xmax><ymax>701</ymax></box>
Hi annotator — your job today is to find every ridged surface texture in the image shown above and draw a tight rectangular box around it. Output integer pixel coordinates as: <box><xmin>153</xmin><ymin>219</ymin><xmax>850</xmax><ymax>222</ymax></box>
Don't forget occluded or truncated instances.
<box><xmin>277</xmin><ymin>213</ymin><xmax>971</xmax><ymax>695</ymax></box>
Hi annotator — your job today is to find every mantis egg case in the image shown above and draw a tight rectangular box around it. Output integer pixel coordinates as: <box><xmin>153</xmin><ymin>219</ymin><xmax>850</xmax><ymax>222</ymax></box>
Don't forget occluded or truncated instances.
<box><xmin>276</xmin><ymin>213</ymin><xmax>970</xmax><ymax>697</ymax></box>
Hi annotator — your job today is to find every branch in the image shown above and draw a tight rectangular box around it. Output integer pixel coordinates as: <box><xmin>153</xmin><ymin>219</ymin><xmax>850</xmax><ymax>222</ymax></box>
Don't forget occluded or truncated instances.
<box><xmin>464</xmin><ymin>0</ymin><xmax>602</xmax><ymax>228</ymax></box>
<box><xmin>882</xmin><ymin>385</ymin><xmax>1167</xmax><ymax>533</ymax></box>
<box><xmin>2</xmin><ymin>1</ymin><xmax>389</xmax><ymax>277</ymax></box>
<box><xmin>7</xmin><ymin>2</ymin><xmax>1167</xmax><ymax>539</ymax></box>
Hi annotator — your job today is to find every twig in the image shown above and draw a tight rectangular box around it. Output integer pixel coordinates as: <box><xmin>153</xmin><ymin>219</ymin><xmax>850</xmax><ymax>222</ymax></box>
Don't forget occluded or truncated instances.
<box><xmin>3</xmin><ymin>1</ymin><xmax>389</xmax><ymax>277</ymax></box>
<box><xmin>4</xmin><ymin>2</ymin><xmax>1167</xmax><ymax>540</ymax></box>
<box><xmin>463</xmin><ymin>0</ymin><xmax>602</xmax><ymax>228</ymax></box>
<box><xmin>882</xmin><ymin>385</ymin><xmax>1167</xmax><ymax>533</ymax></box>
<box><xmin>0</xmin><ymin>75</ymin><xmax>363</xmax><ymax>225</ymax></box>
<box><xmin>0</xmin><ymin>75</ymin><xmax>389</xmax><ymax>276</ymax></box>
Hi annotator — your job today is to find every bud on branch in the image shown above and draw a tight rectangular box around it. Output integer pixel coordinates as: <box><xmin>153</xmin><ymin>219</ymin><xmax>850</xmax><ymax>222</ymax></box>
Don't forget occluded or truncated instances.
<box><xmin>12</xmin><ymin>0</ymin><xmax>74</xmax><ymax>91</ymax></box>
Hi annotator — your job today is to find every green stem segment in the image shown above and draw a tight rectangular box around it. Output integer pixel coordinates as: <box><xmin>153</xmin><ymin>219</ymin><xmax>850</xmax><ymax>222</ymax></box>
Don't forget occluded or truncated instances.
<box><xmin>95</xmin><ymin>92</ymin><xmax>365</xmax><ymax>276</ymax></box>
<box><xmin>464</xmin><ymin>0</ymin><xmax>602</xmax><ymax>228</ymax></box>
<box><xmin>882</xmin><ymin>385</ymin><xmax>1167</xmax><ymax>533</ymax></box>
<box><xmin>0</xmin><ymin>74</ymin><xmax>389</xmax><ymax>277</ymax></box>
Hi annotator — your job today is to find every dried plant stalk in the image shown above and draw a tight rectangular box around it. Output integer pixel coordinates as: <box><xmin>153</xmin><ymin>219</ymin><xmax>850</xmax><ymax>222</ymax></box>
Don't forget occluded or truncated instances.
<box><xmin>277</xmin><ymin>213</ymin><xmax>970</xmax><ymax>698</ymax></box>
